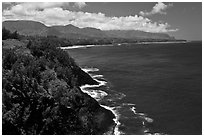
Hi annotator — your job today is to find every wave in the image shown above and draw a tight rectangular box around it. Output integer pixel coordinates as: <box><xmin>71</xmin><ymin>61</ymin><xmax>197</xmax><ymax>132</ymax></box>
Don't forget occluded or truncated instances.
<box><xmin>80</xmin><ymin>67</ymin><xmax>108</xmax><ymax>101</ymax></box>
<box><xmin>80</xmin><ymin>79</ymin><xmax>107</xmax><ymax>90</ymax></box>
<box><xmin>81</xmin><ymin>67</ymin><xmax>99</xmax><ymax>73</ymax></box>
<box><xmin>80</xmin><ymin>70</ymin><xmax>107</xmax><ymax>90</ymax></box>
<box><xmin>81</xmin><ymin>89</ymin><xmax>108</xmax><ymax>101</ymax></box>
<box><xmin>80</xmin><ymin>66</ymin><xmax>124</xmax><ymax>135</ymax></box>
<box><xmin>92</xmin><ymin>74</ymin><xmax>104</xmax><ymax>78</ymax></box>
<box><xmin>80</xmin><ymin>66</ymin><xmax>159</xmax><ymax>135</ymax></box>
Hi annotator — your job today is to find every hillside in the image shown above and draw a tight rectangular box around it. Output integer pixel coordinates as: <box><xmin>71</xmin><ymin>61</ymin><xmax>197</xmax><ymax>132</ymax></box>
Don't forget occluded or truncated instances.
<box><xmin>2</xmin><ymin>35</ymin><xmax>115</xmax><ymax>134</ymax></box>
<box><xmin>3</xmin><ymin>20</ymin><xmax>175</xmax><ymax>40</ymax></box>
<box><xmin>104</xmin><ymin>30</ymin><xmax>175</xmax><ymax>40</ymax></box>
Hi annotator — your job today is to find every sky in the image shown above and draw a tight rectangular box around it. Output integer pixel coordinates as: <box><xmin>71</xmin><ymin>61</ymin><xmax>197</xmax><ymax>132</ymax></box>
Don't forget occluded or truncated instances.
<box><xmin>2</xmin><ymin>2</ymin><xmax>202</xmax><ymax>40</ymax></box>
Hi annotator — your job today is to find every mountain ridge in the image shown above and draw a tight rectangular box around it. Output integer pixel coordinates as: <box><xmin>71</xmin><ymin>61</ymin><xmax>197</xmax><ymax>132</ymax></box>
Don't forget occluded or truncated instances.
<box><xmin>3</xmin><ymin>20</ymin><xmax>175</xmax><ymax>40</ymax></box>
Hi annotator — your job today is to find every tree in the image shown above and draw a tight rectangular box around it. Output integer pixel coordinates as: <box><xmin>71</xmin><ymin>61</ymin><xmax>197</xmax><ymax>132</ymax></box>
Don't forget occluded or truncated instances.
<box><xmin>2</xmin><ymin>27</ymin><xmax>11</xmax><ymax>40</ymax></box>
<box><xmin>2</xmin><ymin>27</ymin><xmax>20</xmax><ymax>40</ymax></box>
<box><xmin>11</xmin><ymin>31</ymin><xmax>19</xmax><ymax>39</ymax></box>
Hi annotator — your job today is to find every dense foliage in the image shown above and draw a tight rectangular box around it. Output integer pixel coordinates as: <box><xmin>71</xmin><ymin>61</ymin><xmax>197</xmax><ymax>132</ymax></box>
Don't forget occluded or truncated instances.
<box><xmin>2</xmin><ymin>27</ymin><xmax>20</xmax><ymax>40</ymax></box>
<box><xmin>2</xmin><ymin>36</ymin><xmax>114</xmax><ymax>135</ymax></box>
<box><xmin>25</xmin><ymin>35</ymin><xmax>73</xmax><ymax>47</ymax></box>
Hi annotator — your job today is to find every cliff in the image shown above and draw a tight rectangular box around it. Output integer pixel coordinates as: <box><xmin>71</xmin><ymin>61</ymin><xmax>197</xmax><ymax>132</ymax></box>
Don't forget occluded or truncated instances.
<box><xmin>2</xmin><ymin>36</ymin><xmax>115</xmax><ymax>134</ymax></box>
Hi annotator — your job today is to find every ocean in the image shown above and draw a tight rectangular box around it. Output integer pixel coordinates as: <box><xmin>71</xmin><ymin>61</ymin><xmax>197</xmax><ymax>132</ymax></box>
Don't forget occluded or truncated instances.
<box><xmin>66</xmin><ymin>41</ymin><xmax>202</xmax><ymax>135</ymax></box>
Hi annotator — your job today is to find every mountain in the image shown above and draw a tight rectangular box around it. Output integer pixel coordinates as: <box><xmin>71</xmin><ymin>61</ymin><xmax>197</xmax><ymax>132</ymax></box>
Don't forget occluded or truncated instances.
<box><xmin>3</xmin><ymin>20</ymin><xmax>48</xmax><ymax>36</ymax></box>
<box><xmin>104</xmin><ymin>30</ymin><xmax>174</xmax><ymax>40</ymax></box>
<box><xmin>3</xmin><ymin>20</ymin><xmax>175</xmax><ymax>40</ymax></box>
<box><xmin>50</xmin><ymin>25</ymin><xmax>107</xmax><ymax>39</ymax></box>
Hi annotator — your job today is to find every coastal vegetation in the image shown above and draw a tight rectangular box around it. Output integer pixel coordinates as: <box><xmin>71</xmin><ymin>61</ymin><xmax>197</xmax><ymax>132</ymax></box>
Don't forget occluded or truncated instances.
<box><xmin>2</xmin><ymin>27</ymin><xmax>20</xmax><ymax>40</ymax></box>
<box><xmin>2</xmin><ymin>29</ymin><xmax>115</xmax><ymax>135</ymax></box>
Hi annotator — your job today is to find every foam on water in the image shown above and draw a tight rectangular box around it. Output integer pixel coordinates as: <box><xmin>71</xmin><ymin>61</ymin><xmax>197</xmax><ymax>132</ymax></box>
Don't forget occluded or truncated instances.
<box><xmin>60</xmin><ymin>41</ymin><xmax>187</xmax><ymax>50</ymax></box>
<box><xmin>92</xmin><ymin>74</ymin><xmax>104</xmax><ymax>78</ymax></box>
<box><xmin>144</xmin><ymin>129</ymin><xmax>150</xmax><ymax>133</ymax></box>
<box><xmin>100</xmin><ymin>105</ymin><xmax>123</xmax><ymax>135</ymax></box>
<box><xmin>80</xmin><ymin>66</ymin><xmax>124</xmax><ymax>135</ymax></box>
<box><xmin>130</xmin><ymin>106</ymin><xmax>153</xmax><ymax>123</ymax></box>
<box><xmin>60</xmin><ymin>45</ymin><xmax>96</xmax><ymax>50</ymax></box>
<box><xmin>81</xmin><ymin>89</ymin><xmax>108</xmax><ymax>101</ymax></box>
<box><xmin>129</xmin><ymin>106</ymin><xmax>157</xmax><ymax>134</ymax></box>
<box><xmin>122</xmin><ymin>103</ymin><xmax>136</xmax><ymax>106</ymax></box>
<box><xmin>131</xmin><ymin>106</ymin><xmax>137</xmax><ymax>114</ymax></box>
<box><xmin>80</xmin><ymin>67</ymin><xmax>109</xmax><ymax>102</ymax></box>
<box><xmin>80</xmin><ymin>66</ymin><xmax>158</xmax><ymax>135</ymax></box>
<box><xmin>137</xmin><ymin>113</ymin><xmax>147</xmax><ymax>116</ymax></box>
<box><xmin>80</xmin><ymin>80</ymin><xmax>107</xmax><ymax>90</ymax></box>
<box><xmin>60</xmin><ymin>44</ymin><xmax>114</xmax><ymax>50</ymax></box>
<box><xmin>81</xmin><ymin>67</ymin><xmax>99</xmax><ymax>73</ymax></box>
<box><xmin>143</xmin><ymin>117</ymin><xmax>154</xmax><ymax>123</ymax></box>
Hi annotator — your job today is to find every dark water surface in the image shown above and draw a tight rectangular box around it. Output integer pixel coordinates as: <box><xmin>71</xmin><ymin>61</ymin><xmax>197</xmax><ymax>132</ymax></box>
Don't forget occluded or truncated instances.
<box><xmin>67</xmin><ymin>42</ymin><xmax>202</xmax><ymax>135</ymax></box>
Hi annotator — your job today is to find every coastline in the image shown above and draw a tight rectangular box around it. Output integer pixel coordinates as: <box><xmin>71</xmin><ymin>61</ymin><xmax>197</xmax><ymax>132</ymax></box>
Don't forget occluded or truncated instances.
<box><xmin>2</xmin><ymin>37</ymin><xmax>116</xmax><ymax>135</ymax></box>
<box><xmin>60</xmin><ymin>44</ymin><xmax>113</xmax><ymax>50</ymax></box>
<box><xmin>80</xmin><ymin>67</ymin><xmax>121</xmax><ymax>135</ymax></box>
<box><xmin>79</xmin><ymin>67</ymin><xmax>160</xmax><ymax>135</ymax></box>
<box><xmin>67</xmin><ymin>47</ymin><xmax>171</xmax><ymax>135</ymax></box>
<box><xmin>60</xmin><ymin>41</ymin><xmax>187</xmax><ymax>50</ymax></box>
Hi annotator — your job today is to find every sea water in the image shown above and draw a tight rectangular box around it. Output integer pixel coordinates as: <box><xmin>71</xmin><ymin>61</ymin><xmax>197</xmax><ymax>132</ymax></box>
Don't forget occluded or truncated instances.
<box><xmin>66</xmin><ymin>41</ymin><xmax>202</xmax><ymax>135</ymax></box>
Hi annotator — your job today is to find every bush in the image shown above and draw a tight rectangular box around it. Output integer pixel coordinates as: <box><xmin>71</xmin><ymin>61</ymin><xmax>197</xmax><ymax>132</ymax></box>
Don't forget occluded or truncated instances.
<box><xmin>3</xmin><ymin>49</ymin><xmax>18</xmax><ymax>70</ymax></box>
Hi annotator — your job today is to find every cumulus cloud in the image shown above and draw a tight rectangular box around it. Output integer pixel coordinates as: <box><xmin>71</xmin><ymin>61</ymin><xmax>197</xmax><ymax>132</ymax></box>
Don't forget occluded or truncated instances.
<box><xmin>3</xmin><ymin>2</ymin><xmax>86</xmax><ymax>11</ymax></box>
<box><xmin>140</xmin><ymin>2</ymin><xmax>173</xmax><ymax>16</ymax></box>
<box><xmin>2</xmin><ymin>2</ymin><xmax>178</xmax><ymax>33</ymax></box>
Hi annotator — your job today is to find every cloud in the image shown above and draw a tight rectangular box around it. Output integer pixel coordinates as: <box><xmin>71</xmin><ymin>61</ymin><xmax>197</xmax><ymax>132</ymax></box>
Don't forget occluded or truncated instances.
<box><xmin>140</xmin><ymin>2</ymin><xmax>173</xmax><ymax>16</ymax></box>
<box><xmin>3</xmin><ymin>2</ymin><xmax>86</xmax><ymax>11</ymax></box>
<box><xmin>73</xmin><ymin>2</ymin><xmax>87</xmax><ymax>9</ymax></box>
<box><xmin>2</xmin><ymin>2</ymin><xmax>178</xmax><ymax>33</ymax></box>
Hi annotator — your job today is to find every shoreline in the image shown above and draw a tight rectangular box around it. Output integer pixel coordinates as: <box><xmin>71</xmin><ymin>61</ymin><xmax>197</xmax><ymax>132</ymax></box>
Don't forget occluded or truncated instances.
<box><xmin>60</xmin><ymin>44</ymin><xmax>113</xmax><ymax>50</ymax></box>
<box><xmin>79</xmin><ymin>67</ymin><xmax>159</xmax><ymax>135</ymax></box>
<box><xmin>79</xmin><ymin>67</ymin><xmax>164</xmax><ymax>135</ymax></box>
<box><xmin>80</xmin><ymin>67</ymin><xmax>121</xmax><ymax>135</ymax></box>
<box><xmin>60</xmin><ymin>41</ymin><xmax>187</xmax><ymax>50</ymax></box>
<box><xmin>69</xmin><ymin>56</ymin><xmax>164</xmax><ymax>135</ymax></box>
